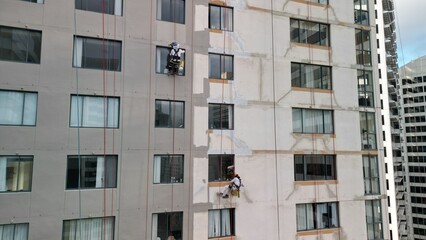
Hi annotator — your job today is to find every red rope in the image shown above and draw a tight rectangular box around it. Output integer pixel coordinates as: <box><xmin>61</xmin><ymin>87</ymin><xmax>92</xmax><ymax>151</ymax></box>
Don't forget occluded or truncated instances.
<box><xmin>101</xmin><ymin>0</ymin><xmax>107</xmax><ymax>238</ymax></box>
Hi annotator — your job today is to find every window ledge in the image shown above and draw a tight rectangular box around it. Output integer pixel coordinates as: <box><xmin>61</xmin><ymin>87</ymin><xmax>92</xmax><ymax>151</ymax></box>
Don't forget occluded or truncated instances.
<box><xmin>297</xmin><ymin>228</ymin><xmax>340</xmax><ymax>236</ymax></box>
<box><xmin>292</xmin><ymin>133</ymin><xmax>336</xmax><ymax>138</ymax></box>
<box><xmin>209</xmin><ymin>78</ymin><xmax>233</xmax><ymax>83</ymax></box>
<box><xmin>209</xmin><ymin>182</ymin><xmax>230</xmax><ymax>187</ymax></box>
<box><xmin>209</xmin><ymin>0</ymin><xmax>227</xmax><ymax>6</ymax></box>
<box><xmin>295</xmin><ymin>180</ymin><xmax>337</xmax><ymax>186</ymax></box>
<box><xmin>291</xmin><ymin>42</ymin><xmax>331</xmax><ymax>51</ymax></box>
<box><xmin>361</xmin><ymin>150</ymin><xmax>379</xmax><ymax>155</ymax></box>
<box><xmin>208</xmin><ymin>237</ymin><xmax>234</xmax><ymax>240</ymax></box>
<box><xmin>209</xmin><ymin>29</ymin><xmax>223</xmax><ymax>33</ymax></box>
<box><xmin>291</xmin><ymin>87</ymin><xmax>333</xmax><ymax>94</ymax></box>
<box><xmin>290</xmin><ymin>0</ymin><xmax>328</xmax><ymax>7</ymax></box>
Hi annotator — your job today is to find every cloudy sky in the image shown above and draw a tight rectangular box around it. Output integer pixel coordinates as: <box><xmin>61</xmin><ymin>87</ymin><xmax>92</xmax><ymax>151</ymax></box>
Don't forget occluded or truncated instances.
<box><xmin>394</xmin><ymin>0</ymin><xmax>426</xmax><ymax>65</ymax></box>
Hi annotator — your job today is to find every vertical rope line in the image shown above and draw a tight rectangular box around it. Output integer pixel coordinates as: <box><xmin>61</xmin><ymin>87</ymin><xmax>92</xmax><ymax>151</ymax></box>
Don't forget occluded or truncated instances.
<box><xmin>187</xmin><ymin>0</ymin><xmax>195</xmax><ymax>237</ymax></box>
<box><xmin>101</xmin><ymin>0</ymin><xmax>108</xmax><ymax>238</ymax></box>
<box><xmin>111</xmin><ymin>3</ymin><xmax>118</xmax><ymax>218</ymax></box>
<box><xmin>269</xmin><ymin>0</ymin><xmax>281</xmax><ymax>239</ymax></box>
<box><xmin>145</xmin><ymin>0</ymin><xmax>154</xmax><ymax>238</ymax></box>
<box><xmin>72</xmin><ymin>2</ymin><xmax>83</xmax><ymax>240</ymax></box>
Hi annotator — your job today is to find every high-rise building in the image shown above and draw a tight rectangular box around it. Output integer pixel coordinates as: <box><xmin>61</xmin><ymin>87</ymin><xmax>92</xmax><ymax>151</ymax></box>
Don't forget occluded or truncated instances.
<box><xmin>397</xmin><ymin>56</ymin><xmax>426</xmax><ymax>240</ymax></box>
<box><xmin>375</xmin><ymin>0</ymin><xmax>403</xmax><ymax>239</ymax></box>
<box><xmin>0</xmin><ymin>0</ymin><xmax>390</xmax><ymax>239</ymax></box>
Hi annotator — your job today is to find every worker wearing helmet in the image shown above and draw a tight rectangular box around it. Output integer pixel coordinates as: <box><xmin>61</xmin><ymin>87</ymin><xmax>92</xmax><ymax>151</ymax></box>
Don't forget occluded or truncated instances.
<box><xmin>219</xmin><ymin>173</ymin><xmax>241</xmax><ymax>198</ymax></box>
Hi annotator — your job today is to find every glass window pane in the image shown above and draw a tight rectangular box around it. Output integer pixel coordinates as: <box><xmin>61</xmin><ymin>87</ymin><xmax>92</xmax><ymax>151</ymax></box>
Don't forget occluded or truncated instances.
<box><xmin>296</xmin><ymin>205</ymin><xmax>307</xmax><ymax>230</ymax></box>
<box><xmin>156</xmin><ymin>47</ymin><xmax>169</xmax><ymax>74</ymax></box>
<box><xmin>0</xmin><ymin>91</ymin><xmax>24</xmax><ymax>125</ymax></box>
<box><xmin>6</xmin><ymin>157</ymin><xmax>20</xmax><ymax>191</ymax></box>
<box><xmin>290</xmin><ymin>19</ymin><xmax>299</xmax><ymax>42</ymax></box>
<box><xmin>209</xmin><ymin>5</ymin><xmax>220</xmax><ymax>29</ymax></box>
<box><xmin>81</xmin><ymin>96</ymin><xmax>104</xmax><ymax>127</ymax></box>
<box><xmin>209</xmin><ymin>54</ymin><xmax>221</xmax><ymax>79</ymax></box>
<box><xmin>292</xmin><ymin>108</ymin><xmax>302</xmax><ymax>132</ymax></box>
<box><xmin>107</xmin><ymin>98</ymin><xmax>119</xmax><ymax>128</ymax></box>
<box><xmin>222</xmin><ymin>55</ymin><xmax>233</xmax><ymax>80</ymax></box>
<box><xmin>27</xmin><ymin>30</ymin><xmax>41</xmax><ymax>64</ymax></box>
<box><xmin>294</xmin><ymin>155</ymin><xmax>304</xmax><ymax>181</ymax></box>
<box><xmin>17</xmin><ymin>158</ymin><xmax>32</xmax><ymax>191</ymax></box>
<box><xmin>23</xmin><ymin>93</ymin><xmax>37</xmax><ymax>125</ymax></box>
<box><xmin>291</xmin><ymin>63</ymin><xmax>301</xmax><ymax>87</ymax></box>
<box><xmin>306</xmin><ymin>22</ymin><xmax>320</xmax><ymax>45</ymax></box>
<box><xmin>221</xmin><ymin>7</ymin><xmax>233</xmax><ymax>31</ymax></box>
<box><xmin>322</xmin><ymin>67</ymin><xmax>331</xmax><ymax>89</ymax></box>
<box><xmin>172</xmin><ymin>101</ymin><xmax>184</xmax><ymax>128</ymax></box>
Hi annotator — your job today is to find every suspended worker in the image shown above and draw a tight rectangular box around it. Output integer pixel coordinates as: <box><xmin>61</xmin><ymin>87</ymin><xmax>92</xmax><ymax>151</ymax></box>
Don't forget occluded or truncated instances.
<box><xmin>218</xmin><ymin>173</ymin><xmax>242</xmax><ymax>199</ymax></box>
<box><xmin>164</xmin><ymin>41</ymin><xmax>185</xmax><ymax>76</ymax></box>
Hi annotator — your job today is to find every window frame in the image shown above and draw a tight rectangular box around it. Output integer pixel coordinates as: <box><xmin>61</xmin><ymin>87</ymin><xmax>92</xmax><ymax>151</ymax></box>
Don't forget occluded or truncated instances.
<box><xmin>62</xmin><ymin>217</ymin><xmax>115</xmax><ymax>240</ymax></box>
<box><xmin>0</xmin><ymin>223</ymin><xmax>29</xmax><ymax>240</ymax></box>
<box><xmin>153</xmin><ymin>154</ymin><xmax>184</xmax><ymax>184</ymax></box>
<box><xmin>360</xmin><ymin>111</ymin><xmax>377</xmax><ymax>150</ymax></box>
<box><xmin>152</xmin><ymin>212</ymin><xmax>183</xmax><ymax>240</ymax></box>
<box><xmin>66</xmin><ymin>155</ymin><xmax>118</xmax><ymax>190</ymax></box>
<box><xmin>290</xmin><ymin>19</ymin><xmax>330</xmax><ymax>46</ymax></box>
<box><xmin>208</xmin><ymin>53</ymin><xmax>234</xmax><ymax>80</ymax></box>
<box><xmin>363</xmin><ymin>155</ymin><xmax>380</xmax><ymax>195</ymax></box>
<box><xmin>155</xmin><ymin>99</ymin><xmax>185</xmax><ymax>128</ymax></box>
<box><xmin>208</xmin><ymin>154</ymin><xmax>235</xmax><ymax>182</ymax></box>
<box><xmin>294</xmin><ymin>155</ymin><xmax>336</xmax><ymax>181</ymax></box>
<box><xmin>0</xmin><ymin>25</ymin><xmax>42</xmax><ymax>64</ymax></box>
<box><xmin>208</xmin><ymin>103</ymin><xmax>234</xmax><ymax>130</ymax></box>
<box><xmin>155</xmin><ymin>46</ymin><xmax>186</xmax><ymax>76</ymax></box>
<box><xmin>355</xmin><ymin>29</ymin><xmax>371</xmax><ymax>66</ymax></box>
<box><xmin>354</xmin><ymin>0</ymin><xmax>369</xmax><ymax>25</ymax></box>
<box><xmin>296</xmin><ymin>202</ymin><xmax>339</xmax><ymax>231</ymax></box>
<box><xmin>208</xmin><ymin>208</ymin><xmax>235</xmax><ymax>238</ymax></box>
<box><xmin>292</xmin><ymin>108</ymin><xmax>334</xmax><ymax>134</ymax></box>
<box><xmin>69</xmin><ymin>94</ymin><xmax>120</xmax><ymax>129</ymax></box>
<box><xmin>0</xmin><ymin>155</ymin><xmax>33</xmax><ymax>193</ymax></box>
<box><xmin>72</xmin><ymin>36</ymin><xmax>122</xmax><ymax>71</ymax></box>
<box><xmin>208</xmin><ymin>4</ymin><xmax>234</xmax><ymax>32</ymax></box>
<box><xmin>358</xmin><ymin>70</ymin><xmax>374</xmax><ymax>107</ymax></box>
<box><xmin>0</xmin><ymin>90</ymin><xmax>38</xmax><ymax>126</ymax></box>
<box><xmin>156</xmin><ymin>0</ymin><xmax>186</xmax><ymax>24</ymax></box>
<box><xmin>365</xmin><ymin>200</ymin><xmax>383</xmax><ymax>240</ymax></box>
<box><xmin>75</xmin><ymin>0</ymin><xmax>123</xmax><ymax>16</ymax></box>
<box><xmin>291</xmin><ymin>62</ymin><xmax>332</xmax><ymax>90</ymax></box>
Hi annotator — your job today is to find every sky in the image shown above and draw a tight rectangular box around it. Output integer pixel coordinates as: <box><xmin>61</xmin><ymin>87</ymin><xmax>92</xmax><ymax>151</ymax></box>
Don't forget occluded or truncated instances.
<box><xmin>394</xmin><ymin>0</ymin><xmax>426</xmax><ymax>66</ymax></box>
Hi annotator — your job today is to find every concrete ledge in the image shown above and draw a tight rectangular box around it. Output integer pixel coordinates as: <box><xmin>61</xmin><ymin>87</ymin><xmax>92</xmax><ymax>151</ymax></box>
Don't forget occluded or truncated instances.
<box><xmin>209</xmin><ymin>29</ymin><xmax>223</xmax><ymax>34</ymax></box>
<box><xmin>209</xmin><ymin>182</ymin><xmax>230</xmax><ymax>187</ymax></box>
<box><xmin>209</xmin><ymin>78</ymin><xmax>232</xmax><ymax>84</ymax></box>
<box><xmin>291</xmin><ymin>42</ymin><xmax>331</xmax><ymax>51</ymax></box>
<box><xmin>209</xmin><ymin>0</ymin><xmax>226</xmax><ymax>6</ymax></box>
<box><xmin>291</xmin><ymin>87</ymin><xmax>333</xmax><ymax>94</ymax></box>
<box><xmin>297</xmin><ymin>228</ymin><xmax>340</xmax><ymax>236</ymax></box>
<box><xmin>295</xmin><ymin>180</ymin><xmax>338</xmax><ymax>186</ymax></box>
<box><xmin>290</xmin><ymin>0</ymin><xmax>328</xmax><ymax>8</ymax></box>
<box><xmin>208</xmin><ymin>237</ymin><xmax>235</xmax><ymax>240</ymax></box>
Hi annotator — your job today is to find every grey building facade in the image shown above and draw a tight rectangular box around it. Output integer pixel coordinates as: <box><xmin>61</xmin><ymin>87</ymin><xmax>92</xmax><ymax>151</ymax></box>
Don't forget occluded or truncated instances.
<box><xmin>0</xmin><ymin>0</ymin><xmax>390</xmax><ymax>239</ymax></box>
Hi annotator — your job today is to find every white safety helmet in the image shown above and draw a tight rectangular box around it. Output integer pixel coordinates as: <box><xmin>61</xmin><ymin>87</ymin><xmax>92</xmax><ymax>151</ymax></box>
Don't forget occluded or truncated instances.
<box><xmin>171</xmin><ymin>41</ymin><xmax>179</xmax><ymax>50</ymax></box>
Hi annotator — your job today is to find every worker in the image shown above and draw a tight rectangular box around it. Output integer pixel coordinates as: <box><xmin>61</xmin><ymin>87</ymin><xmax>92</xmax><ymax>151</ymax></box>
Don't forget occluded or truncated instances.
<box><xmin>219</xmin><ymin>174</ymin><xmax>241</xmax><ymax>198</ymax></box>
<box><xmin>164</xmin><ymin>41</ymin><xmax>185</xmax><ymax>75</ymax></box>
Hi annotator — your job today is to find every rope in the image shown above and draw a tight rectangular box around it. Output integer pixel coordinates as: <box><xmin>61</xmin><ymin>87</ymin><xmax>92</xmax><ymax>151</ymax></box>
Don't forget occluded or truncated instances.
<box><xmin>72</xmin><ymin>3</ymin><xmax>83</xmax><ymax>240</ymax></box>
<box><xmin>269</xmin><ymin>0</ymin><xmax>282</xmax><ymax>239</ymax></box>
<box><xmin>101</xmin><ymin>1</ymin><xmax>108</xmax><ymax>238</ymax></box>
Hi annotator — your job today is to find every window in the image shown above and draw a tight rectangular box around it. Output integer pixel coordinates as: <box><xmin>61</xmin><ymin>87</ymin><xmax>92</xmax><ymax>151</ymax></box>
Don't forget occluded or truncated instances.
<box><xmin>63</xmin><ymin>217</ymin><xmax>114</xmax><ymax>240</ymax></box>
<box><xmin>0</xmin><ymin>156</ymin><xmax>32</xmax><ymax>192</ymax></box>
<box><xmin>156</xmin><ymin>46</ymin><xmax>185</xmax><ymax>76</ymax></box>
<box><xmin>152</xmin><ymin>212</ymin><xmax>183</xmax><ymax>240</ymax></box>
<box><xmin>0</xmin><ymin>223</ymin><xmax>29</xmax><ymax>240</ymax></box>
<box><xmin>209</xmin><ymin>5</ymin><xmax>233</xmax><ymax>31</ymax></box>
<box><xmin>291</xmin><ymin>63</ymin><xmax>331</xmax><ymax>89</ymax></box>
<box><xmin>66</xmin><ymin>155</ymin><xmax>117</xmax><ymax>189</ymax></box>
<box><xmin>155</xmin><ymin>100</ymin><xmax>185</xmax><ymax>128</ymax></box>
<box><xmin>363</xmin><ymin>155</ymin><xmax>380</xmax><ymax>195</ymax></box>
<box><xmin>355</xmin><ymin>29</ymin><xmax>371</xmax><ymax>65</ymax></box>
<box><xmin>76</xmin><ymin>0</ymin><xmax>122</xmax><ymax>16</ymax></box>
<box><xmin>0</xmin><ymin>26</ymin><xmax>41</xmax><ymax>64</ymax></box>
<box><xmin>153</xmin><ymin>155</ymin><xmax>184</xmax><ymax>184</ymax></box>
<box><xmin>296</xmin><ymin>202</ymin><xmax>339</xmax><ymax>231</ymax></box>
<box><xmin>360</xmin><ymin>112</ymin><xmax>377</xmax><ymax>149</ymax></box>
<box><xmin>365</xmin><ymin>200</ymin><xmax>383</xmax><ymax>240</ymax></box>
<box><xmin>354</xmin><ymin>0</ymin><xmax>369</xmax><ymax>25</ymax></box>
<box><xmin>208</xmin><ymin>209</ymin><xmax>235</xmax><ymax>238</ymax></box>
<box><xmin>70</xmin><ymin>95</ymin><xmax>120</xmax><ymax>128</ymax></box>
<box><xmin>292</xmin><ymin>108</ymin><xmax>333</xmax><ymax>134</ymax></box>
<box><xmin>157</xmin><ymin>0</ymin><xmax>185</xmax><ymax>24</ymax></box>
<box><xmin>294</xmin><ymin>155</ymin><xmax>336</xmax><ymax>181</ymax></box>
<box><xmin>209</xmin><ymin>53</ymin><xmax>233</xmax><ymax>80</ymax></box>
<box><xmin>208</xmin><ymin>104</ymin><xmax>234</xmax><ymax>130</ymax></box>
<box><xmin>358</xmin><ymin>70</ymin><xmax>374</xmax><ymax>107</ymax></box>
<box><xmin>307</xmin><ymin>0</ymin><xmax>328</xmax><ymax>3</ymax></box>
<box><xmin>290</xmin><ymin>19</ymin><xmax>329</xmax><ymax>46</ymax></box>
<box><xmin>0</xmin><ymin>90</ymin><xmax>37</xmax><ymax>126</ymax></box>
<box><xmin>73</xmin><ymin>36</ymin><xmax>122</xmax><ymax>71</ymax></box>
<box><xmin>209</xmin><ymin>155</ymin><xmax>234</xmax><ymax>182</ymax></box>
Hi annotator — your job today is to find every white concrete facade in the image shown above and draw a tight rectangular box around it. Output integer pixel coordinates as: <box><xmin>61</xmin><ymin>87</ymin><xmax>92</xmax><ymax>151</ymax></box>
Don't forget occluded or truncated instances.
<box><xmin>0</xmin><ymin>0</ymin><xmax>389</xmax><ymax>239</ymax></box>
